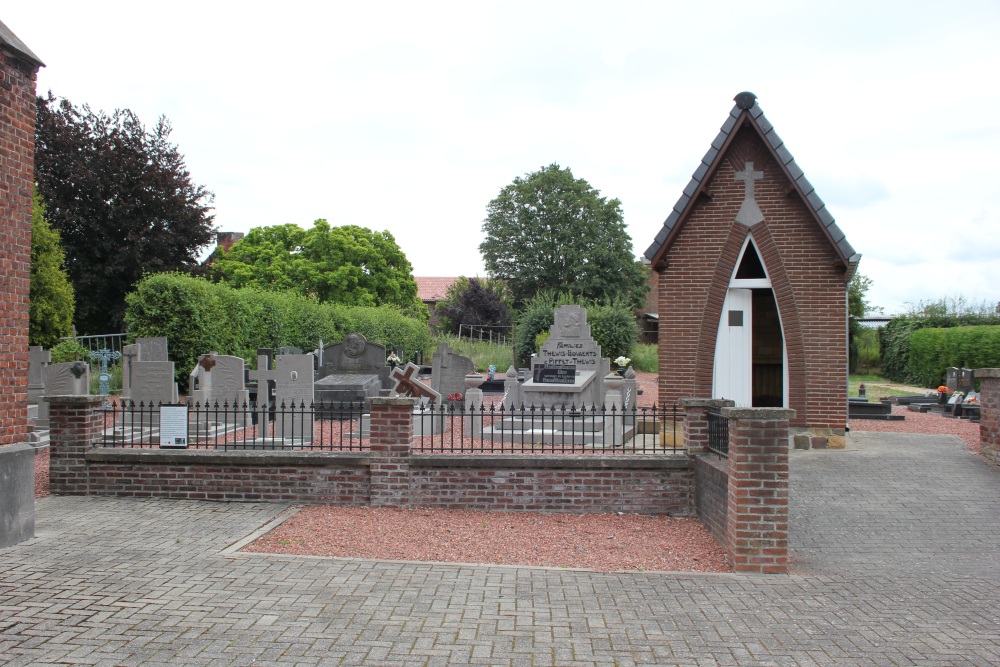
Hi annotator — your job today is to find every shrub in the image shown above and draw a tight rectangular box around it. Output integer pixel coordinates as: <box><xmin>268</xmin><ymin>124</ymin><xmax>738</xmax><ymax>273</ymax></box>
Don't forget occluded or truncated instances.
<box><xmin>124</xmin><ymin>273</ymin><xmax>431</xmax><ymax>391</ymax></box>
<box><xmin>50</xmin><ymin>338</ymin><xmax>88</xmax><ymax>363</ymax></box>
<box><xmin>880</xmin><ymin>310</ymin><xmax>1000</xmax><ymax>384</ymax></box>
<box><xmin>908</xmin><ymin>325</ymin><xmax>1000</xmax><ymax>388</ymax></box>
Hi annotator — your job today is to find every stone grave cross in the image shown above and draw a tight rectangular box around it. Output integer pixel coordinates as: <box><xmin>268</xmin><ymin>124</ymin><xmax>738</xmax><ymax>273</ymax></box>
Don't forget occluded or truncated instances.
<box><xmin>390</xmin><ymin>362</ymin><xmax>440</xmax><ymax>405</ymax></box>
<box><xmin>248</xmin><ymin>353</ymin><xmax>280</xmax><ymax>438</ymax></box>
<box><xmin>89</xmin><ymin>348</ymin><xmax>121</xmax><ymax>397</ymax></box>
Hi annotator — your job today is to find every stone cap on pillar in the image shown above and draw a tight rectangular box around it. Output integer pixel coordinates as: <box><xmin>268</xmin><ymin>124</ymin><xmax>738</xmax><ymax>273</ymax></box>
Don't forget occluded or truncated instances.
<box><xmin>43</xmin><ymin>395</ymin><xmax>103</xmax><ymax>404</ymax></box>
<box><xmin>720</xmin><ymin>407</ymin><xmax>796</xmax><ymax>421</ymax></box>
<box><xmin>370</xmin><ymin>396</ymin><xmax>419</xmax><ymax>408</ymax></box>
<box><xmin>974</xmin><ymin>368</ymin><xmax>1000</xmax><ymax>379</ymax></box>
<box><xmin>678</xmin><ymin>398</ymin><xmax>736</xmax><ymax>409</ymax></box>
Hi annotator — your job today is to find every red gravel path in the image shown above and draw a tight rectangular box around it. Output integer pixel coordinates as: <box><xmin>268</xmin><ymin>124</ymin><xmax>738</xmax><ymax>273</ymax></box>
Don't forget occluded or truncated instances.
<box><xmin>34</xmin><ymin>447</ymin><xmax>49</xmax><ymax>498</ymax></box>
<box><xmin>245</xmin><ymin>506</ymin><xmax>730</xmax><ymax>573</ymax></box>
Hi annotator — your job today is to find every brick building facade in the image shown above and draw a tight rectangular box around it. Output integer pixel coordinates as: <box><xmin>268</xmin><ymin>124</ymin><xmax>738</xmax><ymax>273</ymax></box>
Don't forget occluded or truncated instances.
<box><xmin>645</xmin><ymin>93</ymin><xmax>860</xmax><ymax>449</ymax></box>
<box><xmin>0</xmin><ymin>20</ymin><xmax>43</xmax><ymax>547</ymax></box>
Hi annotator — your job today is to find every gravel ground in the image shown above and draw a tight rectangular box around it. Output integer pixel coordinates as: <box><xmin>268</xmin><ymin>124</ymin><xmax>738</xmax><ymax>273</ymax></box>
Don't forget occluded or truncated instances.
<box><xmin>34</xmin><ymin>447</ymin><xmax>49</xmax><ymax>499</ymax></box>
<box><xmin>245</xmin><ymin>506</ymin><xmax>730</xmax><ymax>573</ymax></box>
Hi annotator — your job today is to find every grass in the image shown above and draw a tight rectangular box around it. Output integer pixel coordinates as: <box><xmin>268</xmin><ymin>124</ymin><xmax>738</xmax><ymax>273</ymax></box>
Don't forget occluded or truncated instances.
<box><xmin>435</xmin><ymin>336</ymin><xmax>513</xmax><ymax>372</ymax></box>
<box><xmin>629</xmin><ymin>343</ymin><xmax>658</xmax><ymax>373</ymax></box>
<box><xmin>849</xmin><ymin>373</ymin><xmax>929</xmax><ymax>401</ymax></box>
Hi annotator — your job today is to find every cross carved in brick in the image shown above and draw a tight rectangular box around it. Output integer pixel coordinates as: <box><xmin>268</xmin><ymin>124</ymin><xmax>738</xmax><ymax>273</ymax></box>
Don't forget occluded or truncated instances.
<box><xmin>734</xmin><ymin>160</ymin><xmax>765</xmax><ymax>225</ymax></box>
<box><xmin>390</xmin><ymin>362</ymin><xmax>441</xmax><ymax>404</ymax></box>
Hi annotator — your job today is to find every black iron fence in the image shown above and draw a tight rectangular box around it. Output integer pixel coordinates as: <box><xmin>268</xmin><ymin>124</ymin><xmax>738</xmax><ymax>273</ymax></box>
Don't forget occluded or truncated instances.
<box><xmin>707</xmin><ymin>409</ymin><xmax>730</xmax><ymax>459</ymax></box>
<box><xmin>97</xmin><ymin>399</ymin><xmax>682</xmax><ymax>455</ymax></box>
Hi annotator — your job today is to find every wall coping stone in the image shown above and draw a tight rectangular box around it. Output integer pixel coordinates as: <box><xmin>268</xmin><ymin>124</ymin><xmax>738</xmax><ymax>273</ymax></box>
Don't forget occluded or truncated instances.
<box><xmin>720</xmin><ymin>407</ymin><xmax>796</xmax><ymax>420</ymax></box>
<box><xmin>410</xmin><ymin>454</ymin><xmax>690</xmax><ymax>470</ymax></box>
<box><xmin>678</xmin><ymin>398</ymin><xmax>736</xmax><ymax>409</ymax></box>
<box><xmin>86</xmin><ymin>448</ymin><xmax>370</xmax><ymax>467</ymax></box>
<box><xmin>696</xmin><ymin>453</ymin><xmax>729</xmax><ymax>473</ymax></box>
<box><xmin>370</xmin><ymin>396</ymin><xmax>419</xmax><ymax>407</ymax></box>
<box><xmin>44</xmin><ymin>395</ymin><xmax>102</xmax><ymax>405</ymax></box>
<box><xmin>975</xmin><ymin>368</ymin><xmax>1000</xmax><ymax>379</ymax></box>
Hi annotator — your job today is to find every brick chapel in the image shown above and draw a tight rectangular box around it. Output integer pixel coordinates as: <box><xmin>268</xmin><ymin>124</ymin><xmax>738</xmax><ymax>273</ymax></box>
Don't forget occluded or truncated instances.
<box><xmin>644</xmin><ymin>92</ymin><xmax>860</xmax><ymax>449</ymax></box>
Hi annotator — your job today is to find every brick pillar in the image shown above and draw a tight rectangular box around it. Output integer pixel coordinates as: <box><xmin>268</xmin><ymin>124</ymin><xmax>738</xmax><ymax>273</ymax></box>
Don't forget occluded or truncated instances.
<box><xmin>977</xmin><ymin>369</ymin><xmax>1000</xmax><ymax>466</ymax></box>
<box><xmin>722</xmin><ymin>407</ymin><xmax>794</xmax><ymax>574</ymax></box>
<box><xmin>47</xmin><ymin>396</ymin><xmax>103</xmax><ymax>495</ymax></box>
<box><xmin>369</xmin><ymin>397</ymin><xmax>417</xmax><ymax>508</ymax></box>
<box><xmin>679</xmin><ymin>398</ymin><xmax>734</xmax><ymax>455</ymax></box>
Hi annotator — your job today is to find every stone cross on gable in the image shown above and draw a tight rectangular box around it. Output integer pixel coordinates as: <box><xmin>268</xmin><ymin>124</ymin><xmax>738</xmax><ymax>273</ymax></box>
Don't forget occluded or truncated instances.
<box><xmin>390</xmin><ymin>362</ymin><xmax>441</xmax><ymax>404</ymax></box>
<box><xmin>734</xmin><ymin>161</ymin><xmax>765</xmax><ymax>225</ymax></box>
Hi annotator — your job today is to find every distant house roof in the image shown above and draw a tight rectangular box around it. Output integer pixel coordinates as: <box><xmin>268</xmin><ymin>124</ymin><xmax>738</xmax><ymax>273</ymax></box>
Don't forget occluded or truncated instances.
<box><xmin>414</xmin><ymin>277</ymin><xmax>459</xmax><ymax>303</ymax></box>
<box><xmin>644</xmin><ymin>92</ymin><xmax>859</xmax><ymax>277</ymax></box>
<box><xmin>0</xmin><ymin>19</ymin><xmax>44</xmax><ymax>68</ymax></box>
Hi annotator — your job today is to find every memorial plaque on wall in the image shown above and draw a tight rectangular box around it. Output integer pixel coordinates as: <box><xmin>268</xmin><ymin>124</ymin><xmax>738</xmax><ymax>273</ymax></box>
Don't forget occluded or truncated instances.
<box><xmin>532</xmin><ymin>364</ymin><xmax>577</xmax><ymax>385</ymax></box>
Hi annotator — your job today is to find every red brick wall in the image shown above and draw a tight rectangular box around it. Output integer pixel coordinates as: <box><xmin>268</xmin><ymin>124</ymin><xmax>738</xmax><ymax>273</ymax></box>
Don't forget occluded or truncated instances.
<box><xmin>0</xmin><ymin>52</ymin><xmax>39</xmax><ymax>447</ymax></box>
<box><xmin>656</xmin><ymin>124</ymin><xmax>848</xmax><ymax>431</ymax></box>
<box><xmin>978</xmin><ymin>371</ymin><xmax>999</xmax><ymax>466</ymax></box>
<box><xmin>725</xmin><ymin>408</ymin><xmax>791</xmax><ymax>574</ymax></box>
<box><xmin>694</xmin><ymin>455</ymin><xmax>728</xmax><ymax>547</ymax></box>
<box><xmin>85</xmin><ymin>451</ymin><xmax>371</xmax><ymax>503</ymax></box>
<box><xmin>409</xmin><ymin>456</ymin><xmax>692</xmax><ymax>514</ymax></box>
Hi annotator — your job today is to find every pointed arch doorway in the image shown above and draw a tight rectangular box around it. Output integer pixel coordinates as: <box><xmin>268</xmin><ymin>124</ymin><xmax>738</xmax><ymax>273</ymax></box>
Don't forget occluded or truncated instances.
<box><xmin>712</xmin><ymin>237</ymin><xmax>786</xmax><ymax>407</ymax></box>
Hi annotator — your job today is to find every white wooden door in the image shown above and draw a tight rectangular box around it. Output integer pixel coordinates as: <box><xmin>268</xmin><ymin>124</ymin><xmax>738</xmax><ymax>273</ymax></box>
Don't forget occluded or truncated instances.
<box><xmin>713</xmin><ymin>288</ymin><xmax>752</xmax><ymax>406</ymax></box>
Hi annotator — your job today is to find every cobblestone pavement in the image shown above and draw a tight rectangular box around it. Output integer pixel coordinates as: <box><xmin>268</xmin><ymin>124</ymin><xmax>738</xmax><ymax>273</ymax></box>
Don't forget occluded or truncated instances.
<box><xmin>2</xmin><ymin>432</ymin><xmax>999</xmax><ymax>666</ymax></box>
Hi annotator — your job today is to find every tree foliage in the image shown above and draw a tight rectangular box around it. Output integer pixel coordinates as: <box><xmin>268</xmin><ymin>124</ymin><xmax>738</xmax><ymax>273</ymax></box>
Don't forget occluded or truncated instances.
<box><xmin>848</xmin><ymin>273</ymin><xmax>874</xmax><ymax>319</ymax></box>
<box><xmin>29</xmin><ymin>192</ymin><xmax>75</xmax><ymax>348</ymax></box>
<box><xmin>34</xmin><ymin>93</ymin><xmax>215</xmax><ymax>334</ymax></box>
<box><xmin>436</xmin><ymin>277</ymin><xmax>512</xmax><ymax>337</ymax></box>
<box><xmin>210</xmin><ymin>220</ymin><xmax>425</xmax><ymax>318</ymax></box>
<box><xmin>479</xmin><ymin>164</ymin><xmax>649</xmax><ymax>309</ymax></box>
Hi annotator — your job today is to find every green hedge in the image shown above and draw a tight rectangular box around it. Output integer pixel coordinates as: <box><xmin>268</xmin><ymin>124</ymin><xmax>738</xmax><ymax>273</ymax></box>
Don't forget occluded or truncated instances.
<box><xmin>908</xmin><ymin>325</ymin><xmax>1000</xmax><ymax>388</ymax></box>
<box><xmin>124</xmin><ymin>273</ymin><xmax>431</xmax><ymax>391</ymax></box>
<box><xmin>880</xmin><ymin>313</ymin><xmax>1000</xmax><ymax>384</ymax></box>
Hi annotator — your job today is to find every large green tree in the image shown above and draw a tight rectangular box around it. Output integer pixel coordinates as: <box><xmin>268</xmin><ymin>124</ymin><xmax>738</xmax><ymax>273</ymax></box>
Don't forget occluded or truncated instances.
<box><xmin>479</xmin><ymin>163</ymin><xmax>649</xmax><ymax>309</ymax></box>
<box><xmin>210</xmin><ymin>219</ymin><xmax>424</xmax><ymax>317</ymax></box>
<box><xmin>34</xmin><ymin>93</ymin><xmax>215</xmax><ymax>334</ymax></box>
<box><xmin>29</xmin><ymin>192</ymin><xmax>75</xmax><ymax>348</ymax></box>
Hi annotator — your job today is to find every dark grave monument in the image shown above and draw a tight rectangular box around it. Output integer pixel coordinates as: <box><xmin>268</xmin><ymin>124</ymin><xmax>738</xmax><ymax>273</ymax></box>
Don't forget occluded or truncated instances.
<box><xmin>315</xmin><ymin>333</ymin><xmax>389</xmax><ymax>415</ymax></box>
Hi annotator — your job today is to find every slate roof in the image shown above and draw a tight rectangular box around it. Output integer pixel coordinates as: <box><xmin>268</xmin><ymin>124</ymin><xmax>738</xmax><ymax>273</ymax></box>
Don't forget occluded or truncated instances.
<box><xmin>644</xmin><ymin>92</ymin><xmax>859</xmax><ymax>274</ymax></box>
<box><xmin>0</xmin><ymin>19</ymin><xmax>44</xmax><ymax>68</ymax></box>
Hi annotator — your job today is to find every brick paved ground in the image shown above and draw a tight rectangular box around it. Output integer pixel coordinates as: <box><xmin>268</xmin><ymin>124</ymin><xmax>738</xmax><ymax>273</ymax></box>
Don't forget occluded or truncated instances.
<box><xmin>1</xmin><ymin>431</ymin><xmax>999</xmax><ymax>666</ymax></box>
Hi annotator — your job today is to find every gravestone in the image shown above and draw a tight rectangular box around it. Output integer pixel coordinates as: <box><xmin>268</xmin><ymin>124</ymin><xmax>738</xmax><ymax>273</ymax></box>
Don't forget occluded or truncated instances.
<box><xmin>274</xmin><ymin>353</ymin><xmax>315</xmax><ymax>441</ymax></box>
<box><xmin>277</xmin><ymin>346</ymin><xmax>303</xmax><ymax>356</ymax></box>
<box><xmin>189</xmin><ymin>353</ymin><xmax>250</xmax><ymax>408</ymax></box>
<box><xmin>28</xmin><ymin>346</ymin><xmax>50</xmax><ymax>405</ymax></box>
<box><xmin>137</xmin><ymin>336</ymin><xmax>169</xmax><ymax>362</ymax></box>
<box><xmin>958</xmin><ymin>368</ymin><xmax>975</xmax><ymax>394</ymax></box>
<box><xmin>519</xmin><ymin>305</ymin><xmax>611</xmax><ymax>408</ymax></box>
<box><xmin>37</xmin><ymin>361</ymin><xmax>90</xmax><ymax>429</ymax></box>
<box><xmin>120</xmin><ymin>344</ymin><xmax>140</xmax><ymax>397</ymax></box>
<box><xmin>431</xmin><ymin>342</ymin><xmax>475</xmax><ymax>400</ymax></box>
<box><xmin>315</xmin><ymin>333</ymin><xmax>389</xmax><ymax>411</ymax></box>
<box><xmin>535</xmin><ymin>305</ymin><xmax>603</xmax><ymax>370</ymax></box>
<box><xmin>946</xmin><ymin>367</ymin><xmax>959</xmax><ymax>392</ymax></box>
<box><xmin>125</xmin><ymin>361</ymin><xmax>179</xmax><ymax>430</ymax></box>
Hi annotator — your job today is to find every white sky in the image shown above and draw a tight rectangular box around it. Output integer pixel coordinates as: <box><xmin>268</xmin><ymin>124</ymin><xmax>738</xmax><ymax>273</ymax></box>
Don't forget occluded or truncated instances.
<box><xmin>6</xmin><ymin>1</ymin><xmax>1000</xmax><ymax>315</ymax></box>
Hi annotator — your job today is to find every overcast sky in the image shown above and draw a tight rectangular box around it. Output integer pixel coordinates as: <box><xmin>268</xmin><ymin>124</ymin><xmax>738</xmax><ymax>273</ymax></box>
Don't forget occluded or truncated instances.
<box><xmin>6</xmin><ymin>1</ymin><xmax>1000</xmax><ymax>315</ymax></box>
